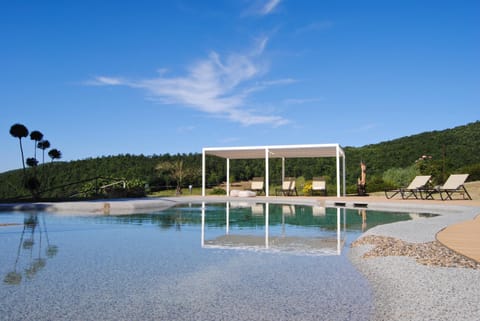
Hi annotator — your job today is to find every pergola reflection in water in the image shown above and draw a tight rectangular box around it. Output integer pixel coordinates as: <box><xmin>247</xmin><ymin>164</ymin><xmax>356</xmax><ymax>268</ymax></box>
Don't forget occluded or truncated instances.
<box><xmin>200</xmin><ymin>202</ymin><xmax>346</xmax><ymax>256</ymax></box>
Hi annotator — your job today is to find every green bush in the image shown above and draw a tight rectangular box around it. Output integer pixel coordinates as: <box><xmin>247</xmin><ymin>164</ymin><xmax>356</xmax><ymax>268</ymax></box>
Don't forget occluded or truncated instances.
<box><xmin>209</xmin><ymin>187</ymin><xmax>226</xmax><ymax>195</ymax></box>
<box><xmin>368</xmin><ymin>176</ymin><xmax>395</xmax><ymax>192</ymax></box>
<box><xmin>383</xmin><ymin>166</ymin><xmax>417</xmax><ymax>187</ymax></box>
<box><xmin>458</xmin><ymin>163</ymin><xmax>480</xmax><ymax>181</ymax></box>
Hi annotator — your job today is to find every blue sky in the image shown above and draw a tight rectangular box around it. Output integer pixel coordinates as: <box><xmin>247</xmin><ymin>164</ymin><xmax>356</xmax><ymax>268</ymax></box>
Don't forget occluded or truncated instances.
<box><xmin>1</xmin><ymin>0</ymin><xmax>479</xmax><ymax>173</ymax></box>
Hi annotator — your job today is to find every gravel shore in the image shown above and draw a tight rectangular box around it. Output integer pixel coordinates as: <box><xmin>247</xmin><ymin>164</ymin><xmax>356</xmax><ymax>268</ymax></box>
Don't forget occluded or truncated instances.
<box><xmin>348</xmin><ymin>205</ymin><xmax>480</xmax><ymax>321</ymax></box>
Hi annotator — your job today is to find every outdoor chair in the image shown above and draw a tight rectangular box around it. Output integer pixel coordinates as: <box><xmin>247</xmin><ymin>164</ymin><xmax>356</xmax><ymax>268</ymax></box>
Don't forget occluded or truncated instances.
<box><xmin>250</xmin><ymin>177</ymin><xmax>265</xmax><ymax>195</ymax></box>
<box><xmin>422</xmin><ymin>174</ymin><xmax>472</xmax><ymax>200</ymax></box>
<box><xmin>311</xmin><ymin>177</ymin><xmax>327</xmax><ymax>196</ymax></box>
<box><xmin>384</xmin><ymin>175</ymin><xmax>431</xmax><ymax>199</ymax></box>
<box><xmin>276</xmin><ymin>177</ymin><xmax>298</xmax><ymax>196</ymax></box>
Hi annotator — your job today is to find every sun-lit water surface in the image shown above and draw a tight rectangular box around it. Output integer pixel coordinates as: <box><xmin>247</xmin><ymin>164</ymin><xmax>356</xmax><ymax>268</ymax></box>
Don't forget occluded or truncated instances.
<box><xmin>0</xmin><ymin>203</ymin><xmax>435</xmax><ymax>321</ymax></box>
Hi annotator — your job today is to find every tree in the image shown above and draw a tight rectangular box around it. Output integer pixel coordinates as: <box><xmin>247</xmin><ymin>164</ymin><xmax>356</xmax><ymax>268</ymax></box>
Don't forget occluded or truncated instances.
<box><xmin>30</xmin><ymin>130</ymin><xmax>43</xmax><ymax>159</ymax></box>
<box><xmin>9</xmin><ymin>123</ymin><xmax>29</xmax><ymax>179</ymax></box>
<box><xmin>156</xmin><ymin>159</ymin><xmax>200</xmax><ymax>195</ymax></box>
<box><xmin>37</xmin><ymin>140</ymin><xmax>50</xmax><ymax>165</ymax></box>
<box><xmin>26</xmin><ymin>157</ymin><xmax>39</xmax><ymax>168</ymax></box>
<box><xmin>48</xmin><ymin>149</ymin><xmax>62</xmax><ymax>162</ymax></box>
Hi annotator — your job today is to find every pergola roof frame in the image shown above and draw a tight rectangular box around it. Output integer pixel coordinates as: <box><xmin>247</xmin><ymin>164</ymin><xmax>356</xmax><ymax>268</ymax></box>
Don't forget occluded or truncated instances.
<box><xmin>202</xmin><ymin>143</ymin><xmax>346</xmax><ymax>197</ymax></box>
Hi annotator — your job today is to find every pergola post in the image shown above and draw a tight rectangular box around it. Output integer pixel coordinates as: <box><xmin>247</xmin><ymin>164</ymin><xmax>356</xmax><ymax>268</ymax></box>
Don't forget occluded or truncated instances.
<box><xmin>342</xmin><ymin>153</ymin><xmax>346</xmax><ymax>196</ymax></box>
<box><xmin>226</xmin><ymin>158</ymin><xmax>230</xmax><ymax>197</ymax></box>
<box><xmin>265</xmin><ymin>148</ymin><xmax>270</xmax><ymax>197</ymax></box>
<box><xmin>202</xmin><ymin>149</ymin><xmax>206</xmax><ymax>196</ymax></box>
<box><xmin>336</xmin><ymin>145</ymin><xmax>341</xmax><ymax>197</ymax></box>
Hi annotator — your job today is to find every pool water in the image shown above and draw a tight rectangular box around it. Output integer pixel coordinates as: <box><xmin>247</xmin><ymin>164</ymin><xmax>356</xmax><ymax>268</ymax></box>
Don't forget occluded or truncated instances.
<box><xmin>0</xmin><ymin>203</ymin><xmax>432</xmax><ymax>321</ymax></box>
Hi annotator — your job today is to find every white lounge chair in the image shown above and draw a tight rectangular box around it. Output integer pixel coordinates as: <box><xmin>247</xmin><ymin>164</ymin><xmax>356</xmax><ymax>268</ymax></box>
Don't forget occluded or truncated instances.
<box><xmin>423</xmin><ymin>174</ymin><xmax>472</xmax><ymax>200</ymax></box>
<box><xmin>250</xmin><ymin>177</ymin><xmax>265</xmax><ymax>195</ymax></box>
<box><xmin>276</xmin><ymin>177</ymin><xmax>298</xmax><ymax>196</ymax></box>
<box><xmin>311</xmin><ymin>177</ymin><xmax>327</xmax><ymax>196</ymax></box>
<box><xmin>384</xmin><ymin>175</ymin><xmax>431</xmax><ymax>199</ymax></box>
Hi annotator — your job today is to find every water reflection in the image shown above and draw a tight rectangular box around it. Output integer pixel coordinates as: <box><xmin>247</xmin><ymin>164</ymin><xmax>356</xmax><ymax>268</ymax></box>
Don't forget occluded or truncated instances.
<box><xmin>1</xmin><ymin>204</ymin><xmax>437</xmax><ymax>285</ymax></box>
<box><xmin>201</xmin><ymin>202</ymin><xmax>346</xmax><ymax>255</ymax></box>
<box><xmin>3</xmin><ymin>213</ymin><xmax>58</xmax><ymax>285</ymax></box>
<box><xmin>358</xmin><ymin>209</ymin><xmax>367</xmax><ymax>232</ymax></box>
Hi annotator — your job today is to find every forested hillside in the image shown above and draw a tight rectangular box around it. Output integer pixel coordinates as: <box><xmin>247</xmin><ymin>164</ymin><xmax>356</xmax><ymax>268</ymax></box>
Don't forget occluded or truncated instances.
<box><xmin>1</xmin><ymin>121</ymin><xmax>479</xmax><ymax>200</ymax></box>
<box><xmin>344</xmin><ymin>121</ymin><xmax>480</xmax><ymax>183</ymax></box>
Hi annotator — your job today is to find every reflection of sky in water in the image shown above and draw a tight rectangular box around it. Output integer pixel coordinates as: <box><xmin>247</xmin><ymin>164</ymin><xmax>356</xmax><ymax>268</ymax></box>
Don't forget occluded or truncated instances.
<box><xmin>0</xmin><ymin>204</ymin><xmax>435</xmax><ymax>321</ymax></box>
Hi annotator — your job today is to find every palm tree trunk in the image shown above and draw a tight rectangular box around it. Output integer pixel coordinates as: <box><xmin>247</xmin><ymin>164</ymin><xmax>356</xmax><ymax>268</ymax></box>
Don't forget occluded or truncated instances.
<box><xmin>19</xmin><ymin>138</ymin><xmax>26</xmax><ymax>179</ymax></box>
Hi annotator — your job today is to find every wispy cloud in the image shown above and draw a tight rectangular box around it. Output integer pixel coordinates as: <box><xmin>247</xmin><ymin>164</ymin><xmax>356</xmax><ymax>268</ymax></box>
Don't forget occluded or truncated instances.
<box><xmin>243</xmin><ymin>0</ymin><xmax>281</xmax><ymax>16</ymax></box>
<box><xmin>295</xmin><ymin>21</ymin><xmax>333</xmax><ymax>35</ymax></box>
<box><xmin>283</xmin><ymin>98</ymin><xmax>323</xmax><ymax>105</ymax></box>
<box><xmin>261</xmin><ymin>0</ymin><xmax>281</xmax><ymax>15</ymax></box>
<box><xmin>87</xmin><ymin>76</ymin><xmax>125</xmax><ymax>86</ymax></box>
<box><xmin>89</xmin><ymin>38</ymin><xmax>290</xmax><ymax>126</ymax></box>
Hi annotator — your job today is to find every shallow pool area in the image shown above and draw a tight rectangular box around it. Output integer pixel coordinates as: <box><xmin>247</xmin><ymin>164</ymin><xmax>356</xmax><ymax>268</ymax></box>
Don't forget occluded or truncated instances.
<box><xmin>0</xmin><ymin>202</ymin><xmax>435</xmax><ymax>321</ymax></box>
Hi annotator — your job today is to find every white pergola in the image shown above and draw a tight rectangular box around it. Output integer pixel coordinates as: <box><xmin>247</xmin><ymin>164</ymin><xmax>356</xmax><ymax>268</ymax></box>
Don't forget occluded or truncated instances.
<box><xmin>202</xmin><ymin>144</ymin><xmax>346</xmax><ymax>197</ymax></box>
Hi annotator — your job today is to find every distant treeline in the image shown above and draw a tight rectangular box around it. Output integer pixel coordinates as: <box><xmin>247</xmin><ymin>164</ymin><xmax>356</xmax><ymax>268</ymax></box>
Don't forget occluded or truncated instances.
<box><xmin>1</xmin><ymin>121</ymin><xmax>479</xmax><ymax>200</ymax></box>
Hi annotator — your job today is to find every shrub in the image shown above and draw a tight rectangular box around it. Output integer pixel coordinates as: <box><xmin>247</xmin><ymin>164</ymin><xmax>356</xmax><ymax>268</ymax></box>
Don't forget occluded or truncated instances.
<box><xmin>303</xmin><ymin>181</ymin><xmax>312</xmax><ymax>195</ymax></box>
<box><xmin>458</xmin><ymin>163</ymin><xmax>480</xmax><ymax>181</ymax></box>
<box><xmin>383</xmin><ymin>166</ymin><xmax>417</xmax><ymax>187</ymax></box>
<box><xmin>209</xmin><ymin>187</ymin><xmax>226</xmax><ymax>195</ymax></box>
<box><xmin>368</xmin><ymin>176</ymin><xmax>395</xmax><ymax>192</ymax></box>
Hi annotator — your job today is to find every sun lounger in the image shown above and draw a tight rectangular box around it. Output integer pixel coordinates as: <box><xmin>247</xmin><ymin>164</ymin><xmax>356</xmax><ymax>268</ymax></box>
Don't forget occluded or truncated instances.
<box><xmin>250</xmin><ymin>177</ymin><xmax>265</xmax><ymax>195</ymax></box>
<box><xmin>276</xmin><ymin>177</ymin><xmax>298</xmax><ymax>196</ymax></box>
<box><xmin>422</xmin><ymin>174</ymin><xmax>472</xmax><ymax>200</ymax></box>
<box><xmin>311</xmin><ymin>177</ymin><xmax>327</xmax><ymax>196</ymax></box>
<box><xmin>384</xmin><ymin>175</ymin><xmax>431</xmax><ymax>199</ymax></box>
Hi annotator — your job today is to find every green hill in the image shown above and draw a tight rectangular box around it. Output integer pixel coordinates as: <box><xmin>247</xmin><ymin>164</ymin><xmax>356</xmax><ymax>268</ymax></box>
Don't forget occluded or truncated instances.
<box><xmin>344</xmin><ymin>120</ymin><xmax>480</xmax><ymax>184</ymax></box>
<box><xmin>1</xmin><ymin>121</ymin><xmax>479</xmax><ymax>200</ymax></box>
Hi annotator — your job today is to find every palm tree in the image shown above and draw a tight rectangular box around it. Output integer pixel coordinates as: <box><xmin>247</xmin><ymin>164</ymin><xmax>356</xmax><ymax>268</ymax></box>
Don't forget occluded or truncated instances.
<box><xmin>37</xmin><ymin>140</ymin><xmax>50</xmax><ymax>165</ymax></box>
<box><xmin>30</xmin><ymin>130</ymin><xmax>43</xmax><ymax>159</ymax></box>
<box><xmin>48</xmin><ymin>149</ymin><xmax>62</xmax><ymax>162</ymax></box>
<box><xmin>9</xmin><ymin>123</ymin><xmax>29</xmax><ymax>178</ymax></box>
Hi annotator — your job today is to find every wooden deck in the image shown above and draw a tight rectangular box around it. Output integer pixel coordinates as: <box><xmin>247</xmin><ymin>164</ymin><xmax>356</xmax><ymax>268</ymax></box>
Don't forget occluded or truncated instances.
<box><xmin>437</xmin><ymin>214</ymin><xmax>480</xmax><ymax>263</ymax></box>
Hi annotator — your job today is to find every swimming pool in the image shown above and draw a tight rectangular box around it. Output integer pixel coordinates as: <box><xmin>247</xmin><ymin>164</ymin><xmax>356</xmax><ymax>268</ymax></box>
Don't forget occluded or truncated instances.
<box><xmin>0</xmin><ymin>202</ymin><xmax>433</xmax><ymax>321</ymax></box>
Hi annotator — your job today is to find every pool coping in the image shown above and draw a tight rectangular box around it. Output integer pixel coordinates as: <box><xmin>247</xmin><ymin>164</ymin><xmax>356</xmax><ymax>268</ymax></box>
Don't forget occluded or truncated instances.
<box><xmin>1</xmin><ymin>194</ymin><xmax>478</xmax><ymax>215</ymax></box>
